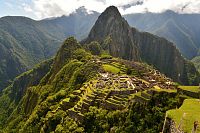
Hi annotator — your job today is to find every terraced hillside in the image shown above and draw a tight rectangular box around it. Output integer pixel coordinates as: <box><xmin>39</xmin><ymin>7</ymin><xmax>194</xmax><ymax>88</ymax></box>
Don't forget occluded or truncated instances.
<box><xmin>0</xmin><ymin>37</ymin><xmax>199</xmax><ymax>132</ymax></box>
<box><xmin>64</xmin><ymin>56</ymin><xmax>179</xmax><ymax>121</ymax></box>
<box><xmin>178</xmin><ymin>86</ymin><xmax>200</xmax><ymax>99</ymax></box>
<box><xmin>0</xmin><ymin>37</ymin><xmax>183</xmax><ymax>132</ymax></box>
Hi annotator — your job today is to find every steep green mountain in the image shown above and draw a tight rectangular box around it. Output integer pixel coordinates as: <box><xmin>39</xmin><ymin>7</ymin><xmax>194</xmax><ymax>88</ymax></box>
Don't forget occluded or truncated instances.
<box><xmin>1</xmin><ymin>36</ymin><xmax>199</xmax><ymax>132</ymax></box>
<box><xmin>0</xmin><ymin>36</ymin><xmax>183</xmax><ymax>132</ymax></box>
<box><xmin>0</xmin><ymin>16</ymin><xmax>61</xmax><ymax>90</ymax></box>
<box><xmin>192</xmin><ymin>56</ymin><xmax>200</xmax><ymax>72</ymax></box>
<box><xmin>0</xmin><ymin>37</ymin><xmax>96</xmax><ymax>131</ymax></box>
<box><xmin>0</xmin><ymin>7</ymin><xmax>98</xmax><ymax>91</ymax></box>
<box><xmin>124</xmin><ymin>11</ymin><xmax>200</xmax><ymax>59</ymax></box>
<box><xmin>0</xmin><ymin>59</ymin><xmax>53</xmax><ymax>127</ymax></box>
<box><xmin>84</xmin><ymin>6</ymin><xmax>200</xmax><ymax>85</ymax></box>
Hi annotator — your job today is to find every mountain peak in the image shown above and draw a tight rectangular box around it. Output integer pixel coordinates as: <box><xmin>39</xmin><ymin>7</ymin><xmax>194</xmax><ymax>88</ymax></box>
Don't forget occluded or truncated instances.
<box><xmin>164</xmin><ymin>10</ymin><xmax>176</xmax><ymax>16</ymax></box>
<box><xmin>103</xmin><ymin>6</ymin><xmax>121</xmax><ymax>15</ymax></box>
<box><xmin>83</xmin><ymin>6</ymin><xmax>140</xmax><ymax>61</ymax></box>
<box><xmin>52</xmin><ymin>37</ymin><xmax>81</xmax><ymax>73</ymax></box>
<box><xmin>100</xmin><ymin>6</ymin><xmax>122</xmax><ymax>20</ymax></box>
<box><xmin>74</xmin><ymin>6</ymin><xmax>89</xmax><ymax>15</ymax></box>
<box><xmin>83</xmin><ymin>6</ymin><xmax>127</xmax><ymax>43</ymax></box>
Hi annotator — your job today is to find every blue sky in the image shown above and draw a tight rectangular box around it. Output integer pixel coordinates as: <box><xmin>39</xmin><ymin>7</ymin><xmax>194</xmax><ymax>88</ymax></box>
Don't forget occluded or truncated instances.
<box><xmin>0</xmin><ymin>0</ymin><xmax>37</xmax><ymax>19</ymax></box>
<box><xmin>0</xmin><ymin>0</ymin><xmax>200</xmax><ymax>20</ymax></box>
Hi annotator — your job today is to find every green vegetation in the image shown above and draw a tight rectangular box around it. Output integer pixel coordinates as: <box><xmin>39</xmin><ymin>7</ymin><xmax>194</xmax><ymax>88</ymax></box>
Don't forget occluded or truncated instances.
<box><xmin>102</xmin><ymin>64</ymin><xmax>120</xmax><ymax>74</ymax></box>
<box><xmin>83</xmin><ymin>92</ymin><xmax>180</xmax><ymax>133</ymax></box>
<box><xmin>152</xmin><ymin>88</ymin><xmax>177</xmax><ymax>93</ymax></box>
<box><xmin>83</xmin><ymin>6</ymin><xmax>200</xmax><ymax>86</ymax></box>
<box><xmin>100</xmin><ymin>53</ymin><xmax>112</xmax><ymax>59</ymax></box>
<box><xmin>2</xmin><ymin>7</ymin><xmax>200</xmax><ymax>132</ymax></box>
<box><xmin>0</xmin><ymin>37</ymin><xmax>101</xmax><ymax>132</ymax></box>
<box><xmin>0</xmin><ymin>36</ymin><xmax>199</xmax><ymax>133</ymax></box>
<box><xmin>167</xmin><ymin>99</ymin><xmax>200</xmax><ymax>133</ymax></box>
<box><xmin>0</xmin><ymin>17</ymin><xmax>62</xmax><ymax>90</ymax></box>
<box><xmin>0</xmin><ymin>11</ymin><xmax>99</xmax><ymax>90</ymax></box>
<box><xmin>102</xmin><ymin>61</ymin><xmax>129</xmax><ymax>75</ymax></box>
<box><xmin>179</xmin><ymin>86</ymin><xmax>200</xmax><ymax>93</ymax></box>
<box><xmin>0</xmin><ymin>59</ymin><xmax>53</xmax><ymax>128</ymax></box>
<box><xmin>85</xmin><ymin>41</ymin><xmax>102</xmax><ymax>55</ymax></box>
<box><xmin>178</xmin><ymin>86</ymin><xmax>200</xmax><ymax>98</ymax></box>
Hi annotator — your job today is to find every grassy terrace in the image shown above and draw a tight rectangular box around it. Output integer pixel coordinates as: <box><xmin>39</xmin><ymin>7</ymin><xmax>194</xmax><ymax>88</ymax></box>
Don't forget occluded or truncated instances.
<box><xmin>179</xmin><ymin>86</ymin><xmax>200</xmax><ymax>93</ymax></box>
<box><xmin>167</xmin><ymin>99</ymin><xmax>200</xmax><ymax>133</ymax></box>
<box><xmin>106</xmin><ymin>99</ymin><xmax>122</xmax><ymax>106</ymax></box>
<box><xmin>107</xmin><ymin>98</ymin><xmax>122</xmax><ymax>104</ymax></box>
<box><xmin>102</xmin><ymin>61</ymin><xmax>127</xmax><ymax>74</ymax></box>
<box><xmin>134</xmin><ymin>92</ymin><xmax>150</xmax><ymax>101</ymax></box>
<box><xmin>112</xmin><ymin>95</ymin><xmax>126</xmax><ymax>101</ymax></box>
<box><xmin>152</xmin><ymin>88</ymin><xmax>177</xmax><ymax>93</ymax></box>
<box><xmin>102</xmin><ymin>64</ymin><xmax>120</xmax><ymax>74</ymax></box>
<box><xmin>111</xmin><ymin>62</ymin><xmax>124</xmax><ymax>68</ymax></box>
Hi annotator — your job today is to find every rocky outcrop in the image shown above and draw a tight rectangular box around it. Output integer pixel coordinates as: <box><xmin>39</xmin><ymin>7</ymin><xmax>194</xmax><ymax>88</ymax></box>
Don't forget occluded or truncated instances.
<box><xmin>163</xmin><ymin>117</ymin><xmax>184</xmax><ymax>133</ymax></box>
<box><xmin>83</xmin><ymin>6</ymin><xmax>200</xmax><ymax>85</ymax></box>
<box><xmin>82</xmin><ymin>6</ymin><xmax>140</xmax><ymax>61</ymax></box>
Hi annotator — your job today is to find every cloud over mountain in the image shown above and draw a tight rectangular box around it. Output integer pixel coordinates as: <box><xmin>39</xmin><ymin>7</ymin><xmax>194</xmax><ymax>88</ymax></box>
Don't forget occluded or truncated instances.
<box><xmin>23</xmin><ymin>0</ymin><xmax>200</xmax><ymax>19</ymax></box>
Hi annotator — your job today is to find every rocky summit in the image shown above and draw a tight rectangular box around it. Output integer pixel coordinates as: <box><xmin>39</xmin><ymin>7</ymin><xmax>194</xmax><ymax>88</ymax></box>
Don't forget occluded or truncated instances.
<box><xmin>83</xmin><ymin>6</ymin><xmax>140</xmax><ymax>61</ymax></box>
<box><xmin>83</xmin><ymin>6</ymin><xmax>200</xmax><ymax>85</ymax></box>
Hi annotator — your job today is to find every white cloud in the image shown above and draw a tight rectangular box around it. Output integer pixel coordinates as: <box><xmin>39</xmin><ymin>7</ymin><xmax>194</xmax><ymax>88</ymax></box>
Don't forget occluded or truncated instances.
<box><xmin>22</xmin><ymin>3</ymin><xmax>33</xmax><ymax>12</ymax></box>
<box><xmin>122</xmin><ymin>0</ymin><xmax>200</xmax><ymax>14</ymax></box>
<box><xmin>25</xmin><ymin>0</ymin><xmax>200</xmax><ymax>19</ymax></box>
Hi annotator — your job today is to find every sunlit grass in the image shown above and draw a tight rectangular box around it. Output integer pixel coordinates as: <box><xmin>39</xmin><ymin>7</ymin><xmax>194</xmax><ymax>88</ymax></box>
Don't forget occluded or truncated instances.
<box><xmin>179</xmin><ymin>86</ymin><xmax>200</xmax><ymax>93</ymax></box>
<box><xmin>102</xmin><ymin>64</ymin><xmax>120</xmax><ymax>74</ymax></box>
<box><xmin>167</xmin><ymin>99</ymin><xmax>200</xmax><ymax>133</ymax></box>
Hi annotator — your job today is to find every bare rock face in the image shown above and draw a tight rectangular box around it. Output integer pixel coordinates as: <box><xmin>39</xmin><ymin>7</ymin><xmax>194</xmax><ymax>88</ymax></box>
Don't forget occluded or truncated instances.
<box><xmin>83</xmin><ymin>6</ymin><xmax>140</xmax><ymax>61</ymax></box>
<box><xmin>132</xmin><ymin>29</ymin><xmax>186</xmax><ymax>84</ymax></box>
<box><xmin>83</xmin><ymin>6</ymin><xmax>200</xmax><ymax>85</ymax></box>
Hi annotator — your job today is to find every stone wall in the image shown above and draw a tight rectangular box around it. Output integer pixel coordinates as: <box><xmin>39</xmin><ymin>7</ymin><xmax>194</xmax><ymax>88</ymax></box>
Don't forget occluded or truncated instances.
<box><xmin>162</xmin><ymin>117</ymin><xmax>184</xmax><ymax>133</ymax></box>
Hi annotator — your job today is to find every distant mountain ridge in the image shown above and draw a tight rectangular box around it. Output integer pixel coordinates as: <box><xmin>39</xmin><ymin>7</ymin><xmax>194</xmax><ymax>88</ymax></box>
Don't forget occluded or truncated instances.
<box><xmin>39</xmin><ymin>7</ymin><xmax>99</xmax><ymax>41</ymax></box>
<box><xmin>0</xmin><ymin>8</ymin><xmax>98</xmax><ymax>90</ymax></box>
<box><xmin>0</xmin><ymin>16</ymin><xmax>61</xmax><ymax>89</ymax></box>
<box><xmin>45</xmin><ymin>8</ymin><xmax>200</xmax><ymax>60</ymax></box>
<box><xmin>42</xmin><ymin>9</ymin><xmax>200</xmax><ymax>60</ymax></box>
<box><xmin>124</xmin><ymin>10</ymin><xmax>200</xmax><ymax>59</ymax></box>
<box><xmin>1</xmin><ymin>7</ymin><xmax>200</xmax><ymax>90</ymax></box>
